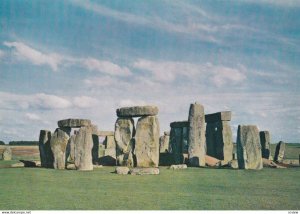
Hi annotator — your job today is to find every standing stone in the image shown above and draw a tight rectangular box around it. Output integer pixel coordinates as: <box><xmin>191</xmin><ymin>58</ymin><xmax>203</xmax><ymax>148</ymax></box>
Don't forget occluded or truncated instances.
<box><xmin>74</xmin><ymin>126</ymin><xmax>93</xmax><ymax>171</ymax></box>
<box><xmin>50</xmin><ymin>128</ymin><xmax>70</xmax><ymax>169</ymax></box>
<box><xmin>259</xmin><ymin>131</ymin><xmax>271</xmax><ymax>159</ymax></box>
<box><xmin>114</xmin><ymin>118</ymin><xmax>135</xmax><ymax>167</ymax></box>
<box><xmin>135</xmin><ymin>116</ymin><xmax>160</xmax><ymax>167</ymax></box>
<box><xmin>39</xmin><ymin>130</ymin><xmax>53</xmax><ymax>168</ymax></box>
<box><xmin>91</xmin><ymin>125</ymin><xmax>99</xmax><ymax>164</ymax></box>
<box><xmin>159</xmin><ymin>132</ymin><xmax>170</xmax><ymax>153</ymax></box>
<box><xmin>103</xmin><ymin>135</ymin><xmax>116</xmax><ymax>158</ymax></box>
<box><xmin>68</xmin><ymin>130</ymin><xmax>78</xmax><ymax>162</ymax></box>
<box><xmin>188</xmin><ymin>103</ymin><xmax>206</xmax><ymax>167</ymax></box>
<box><xmin>274</xmin><ymin>141</ymin><xmax>285</xmax><ymax>163</ymax></box>
<box><xmin>206</xmin><ymin>112</ymin><xmax>233</xmax><ymax>163</ymax></box>
<box><xmin>2</xmin><ymin>147</ymin><xmax>12</xmax><ymax>160</ymax></box>
<box><xmin>236</xmin><ymin>125</ymin><xmax>263</xmax><ymax>170</ymax></box>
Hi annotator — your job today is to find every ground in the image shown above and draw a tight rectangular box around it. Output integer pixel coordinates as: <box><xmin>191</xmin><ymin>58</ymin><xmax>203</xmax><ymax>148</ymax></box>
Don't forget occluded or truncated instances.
<box><xmin>0</xmin><ymin>144</ymin><xmax>299</xmax><ymax>210</ymax></box>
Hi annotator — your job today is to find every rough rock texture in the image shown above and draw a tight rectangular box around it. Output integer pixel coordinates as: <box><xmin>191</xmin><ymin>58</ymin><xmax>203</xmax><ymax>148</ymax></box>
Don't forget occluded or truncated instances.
<box><xmin>260</xmin><ymin>131</ymin><xmax>271</xmax><ymax>159</ymax></box>
<box><xmin>164</xmin><ymin>131</ymin><xmax>170</xmax><ymax>136</ymax></box>
<box><xmin>11</xmin><ymin>162</ymin><xmax>25</xmax><ymax>168</ymax></box>
<box><xmin>66</xmin><ymin>163</ymin><xmax>76</xmax><ymax>170</ymax></box>
<box><xmin>102</xmin><ymin>135</ymin><xmax>116</xmax><ymax>165</ymax></box>
<box><xmin>130</xmin><ymin>167</ymin><xmax>160</xmax><ymax>175</ymax></box>
<box><xmin>229</xmin><ymin>160</ymin><xmax>239</xmax><ymax>169</ymax></box>
<box><xmin>68</xmin><ymin>133</ymin><xmax>76</xmax><ymax>162</ymax></box>
<box><xmin>97</xmin><ymin>131</ymin><xmax>114</xmax><ymax>136</ymax></box>
<box><xmin>74</xmin><ymin>126</ymin><xmax>93</xmax><ymax>171</ymax></box>
<box><xmin>50</xmin><ymin>128</ymin><xmax>70</xmax><ymax>169</ymax></box>
<box><xmin>2</xmin><ymin>147</ymin><xmax>12</xmax><ymax>160</ymax></box>
<box><xmin>169</xmin><ymin>127</ymin><xmax>183</xmax><ymax>164</ymax></box>
<box><xmin>282</xmin><ymin>159</ymin><xmax>299</xmax><ymax>166</ymax></box>
<box><xmin>91</xmin><ymin>125</ymin><xmax>99</xmax><ymax>164</ymax></box>
<box><xmin>170</xmin><ymin>164</ymin><xmax>187</xmax><ymax>170</ymax></box>
<box><xmin>159</xmin><ymin>134</ymin><xmax>170</xmax><ymax>153</ymax></box>
<box><xmin>188</xmin><ymin>103</ymin><xmax>206</xmax><ymax>167</ymax></box>
<box><xmin>236</xmin><ymin>125</ymin><xmax>263</xmax><ymax>170</ymax></box>
<box><xmin>205</xmin><ymin>155</ymin><xmax>221</xmax><ymax>167</ymax></box>
<box><xmin>274</xmin><ymin>141</ymin><xmax>285</xmax><ymax>163</ymax></box>
<box><xmin>170</xmin><ymin>121</ymin><xmax>189</xmax><ymax>128</ymax></box>
<box><xmin>104</xmin><ymin>135</ymin><xmax>116</xmax><ymax>149</ymax></box>
<box><xmin>205</xmin><ymin>111</ymin><xmax>231</xmax><ymax>123</ymax></box>
<box><xmin>38</xmin><ymin>130</ymin><xmax>53</xmax><ymax>168</ymax></box>
<box><xmin>58</xmin><ymin>118</ymin><xmax>91</xmax><ymax>128</ymax></box>
<box><xmin>116</xmin><ymin>106</ymin><xmax>158</xmax><ymax>117</ymax></box>
<box><xmin>206</xmin><ymin>121</ymin><xmax>233</xmax><ymax>162</ymax></box>
<box><xmin>135</xmin><ymin>116</ymin><xmax>160</xmax><ymax>167</ymax></box>
<box><xmin>114</xmin><ymin>118</ymin><xmax>135</xmax><ymax>167</ymax></box>
<box><xmin>263</xmin><ymin>158</ymin><xmax>286</xmax><ymax>168</ymax></box>
<box><xmin>115</xmin><ymin>167</ymin><xmax>130</xmax><ymax>175</ymax></box>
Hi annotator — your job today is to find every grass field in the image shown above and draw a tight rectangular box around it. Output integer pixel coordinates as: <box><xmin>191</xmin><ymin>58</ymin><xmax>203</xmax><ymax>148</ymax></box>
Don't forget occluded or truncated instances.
<box><xmin>0</xmin><ymin>144</ymin><xmax>299</xmax><ymax>210</ymax></box>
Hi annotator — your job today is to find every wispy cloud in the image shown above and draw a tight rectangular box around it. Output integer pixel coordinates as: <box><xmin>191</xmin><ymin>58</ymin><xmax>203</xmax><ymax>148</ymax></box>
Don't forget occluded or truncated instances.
<box><xmin>25</xmin><ymin>113</ymin><xmax>41</xmax><ymax>121</ymax></box>
<box><xmin>244</xmin><ymin>0</ymin><xmax>300</xmax><ymax>7</ymax></box>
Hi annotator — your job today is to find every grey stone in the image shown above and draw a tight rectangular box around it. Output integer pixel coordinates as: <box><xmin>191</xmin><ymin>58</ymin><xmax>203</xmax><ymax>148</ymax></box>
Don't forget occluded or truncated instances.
<box><xmin>188</xmin><ymin>102</ymin><xmax>206</xmax><ymax>167</ymax></box>
<box><xmin>164</xmin><ymin>131</ymin><xmax>170</xmax><ymax>136</ymax></box>
<box><xmin>206</xmin><ymin>121</ymin><xmax>233</xmax><ymax>162</ymax></box>
<box><xmin>91</xmin><ymin>125</ymin><xmax>99</xmax><ymax>164</ymax></box>
<box><xmin>74</xmin><ymin>126</ymin><xmax>93</xmax><ymax>171</ymax></box>
<box><xmin>259</xmin><ymin>131</ymin><xmax>271</xmax><ymax>159</ymax></box>
<box><xmin>282</xmin><ymin>159</ymin><xmax>299</xmax><ymax>166</ymax></box>
<box><xmin>236</xmin><ymin>125</ymin><xmax>263</xmax><ymax>170</ymax></box>
<box><xmin>263</xmin><ymin>158</ymin><xmax>286</xmax><ymax>168</ymax></box>
<box><xmin>66</xmin><ymin>163</ymin><xmax>76</xmax><ymax>170</ymax></box>
<box><xmin>114</xmin><ymin>117</ymin><xmax>135</xmax><ymax>167</ymax></box>
<box><xmin>170</xmin><ymin>121</ymin><xmax>189</xmax><ymax>128</ymax></box>
<box><xmin>115</xmin><ymin>166</ymin><xmax>130</xmax><ymax>175</ymax></box>
<box><xmin>2</xmin><ymin>147</ymin><xmax>12</xmax><ymax>161</ymax></box>
<box><xmin>169</xmin><ymin>164</ymin><xmax>187</xmax><ymax>170</ymax></box>
<box><xmin>103</xmin><ymin>135</ymin><xmax>116</xmax><ymax>149</ymax></box>
<box><xmin>274</xmin><ymin>141</ymin><xmax>285</xmax><ymax>163</ymax></box>
<box><xmin>229</xmin><ymin>160</ymin><xmax>239</xmax><ymax>169</ymax></box>
<box><xmin>116</xmin><ymin>105</ymin><xmax>158</xmax><ymax>117</ymax></box>
<box><xmin>205</xmin><ymin>155</ymin><xmax>221</xmax><ymax>167</ymax></box>
<box><xmin>58</xmin><ymin>118</ymin><xmax>91</xmax><ymax>128</ymax></box>
<box><xmin>97</xmin><ymin>131</ymin><xmax>114</xmax><ymax>136</ymax></box>
<box><xmin>135</xmin><ymin>116</ymin><xmax>160</xmax><ymax>167</ymax></box>
<box><xmin>104</xmin><ymin>148</ymin><xmax>116</xmax><ymax>159</ymax></box>
<box><xmin>130</xmin><ymin>167</ymin><xmax>160</xmax><ymax>175</ymax></box>
<box><xmin>205</xmin><ymin>111</ymin><xmax>231</xmax><ymax>123</ymax></box>
<box><xmin>159</xmin><ymin>134</ymin><xmax>170</xmax><ymax>153</ymax></box>
<box><xmin>93</xmin><ymin>164</ymin><xmax>103</xmax><ymax>169</ymax></box>
<box><xmin>68</xmin><ymin>134</ymin><xmax>76</xmax><ymax>162</ymax></box>
<box><xmin>50</xmin><ymin>128</ymin><xmax>70</xmax><ymax>169</ymax></box>
<box><xmin>11</xmin><ymin>162</ymin><xmax>25</xmax><ymax>168</ymax></box>
<box><xmin>38</xmin><ymin>130</ymin><xmax>53</xmax><ymax>168</ymax></box>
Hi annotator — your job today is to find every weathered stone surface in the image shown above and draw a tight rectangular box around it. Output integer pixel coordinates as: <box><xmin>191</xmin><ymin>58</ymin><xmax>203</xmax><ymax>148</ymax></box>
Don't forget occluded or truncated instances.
<box><xmin>169</xmin><ymin>164</ymin><xmax>187</xmax><ymax>170</ymax></box>
<box><xmin>50</xmin><ymin>128</ymin><xmax>70</xmax><ymax>169</ymax></box>
<box><xmin>236</xmin><ymin>125</ymin><xmax>263</xmax><ymax>170</ymax></box>
<box><xmin>135</xmin><ymin>116</ymin><xmax>160</xmax><ymax>167</ymax></box>
<box><xmin>2</xmin><ymin>147</ymin><xmax>12</xmax><ymax>160</ymax></box>
<box><xmin>229</xmin><ymin>160</ymin><xmax>239</xmax><ymax>169</ymax></box>
<box><xmin>91</xmin><ymin>125</ymin><xmax>99</xmax><ymax>164</ymax></box>
<box><xmin>263</xmin><ymin>158</ymin><xmax>286</xmax><ymax>168</ymax></box>
<box><xmin>20</xmin><ymin>160</ymin><xmax>41</xmax><ymax>167</ymax></box>
<box><xmin>115</xmin><ymin>166</ymin><xmax>130</xmax><ymax>175</ymax></box>
<box><xmin>170</xmin><ymin>127</ymin><xmax>183</xmax><ymax>163</ymax></box>
<box><xmin>205</xmin><ymin>155</ymin><xmax>221</xmax><ymax>167</ymax></box>
<box><xmin>58</xmin><ymin>118</ymin><xmax>91</xmax><ymax>128</ymax></box>
<box><xmin>282</xmin><ymin>159</ymin><xmax>299</xmax><ymax>166</ymax></box>
<box><xmin>104</xmin><ymin>148</ymin><xmax>116</xmax><ymax>160</ymax></box>
<box><xmin>39</xmin><ymin>130</ymin><xmax>53</xmax><ymax>168</ymax></box>
<box><xmin>164</xmin><ymin>131</ymin><xmax>170</xmax><ymax>136</ymax></box>
<box><xmin>274</xmin><ymin>141</ymin><xmax>285</xmax><ymax>163</ymax></box>
<box><xmin>114</xmin><ymin>118</ymin><xmax>135</xmax><ymax>167</ymax></box>
<box><xmin>130</xmin><ymin>167</ymin><xmax>160</xmax><ymax>175</ymax></box>
<box><xmin>103</xmin><ymin>135</ymin><xmax>116</xmax><ymax>149</ymax></box>
<box><xmin>159</xmin><ymin>134</ymin><xmax>170</xmax><ymax>153</ymax></box>
<box><xmin>170</xmin><ymin>121</ymin><xmax>189</xmax><ymax>128</ymax></box>
<box><xmin>206</xmin><ymin>121</ymin><xmax>233</xmax><ymax>162</ymax></box>
<box><xmin>102</xmin><ymin>135</ymin><xmax>116</xmax><ymax>165</ymax></box>
<box><xmin>66</xmin><ymin>163</ymin><xmax>76</xmax><ymax>170</ymax></box>
<box><xmin>182</xmin><ymin>127</ymin><xmax>189</xmax><ymax>153</ymax></box>
<box><xmin>11</xmin><ymin>162</ymin><xmax>25</xmax><ymax>168</ymax></box>
<box><xmin>97</xmin><ymin>131</ymin><xmax>114</xmax><ymax>136</ymax></box>
<box><xmin>68</xmin><ymin>133</ymin><xmax>76</xmax><ymax>162</ymax></box>
<box><xmin>74</xmin><ymin>126</ymin><xmax>93</xmax><ymax>171</ymax></box>
<box><xmin>93</xmin><ymin>164</ymin><xmax>103</xmax><ymax>169</ymax></box>
<box><xmin>205</xmin><ymin>111</ymin><xmax>231</xmax><ymax>123</ymax></box>
<box><xmin>188</xmin><ymin>102</ymin><xmax>206</xmax><ymax>167</ymax></box>
<box><xmin>116</xmin><ymin>105</ymin><xmax>158</xmax><ymax>117</ymax></box>
<box><xmin>260</xmin><ymin>131</ymin><xmax>271</xmax><ymax>159</ymax></box>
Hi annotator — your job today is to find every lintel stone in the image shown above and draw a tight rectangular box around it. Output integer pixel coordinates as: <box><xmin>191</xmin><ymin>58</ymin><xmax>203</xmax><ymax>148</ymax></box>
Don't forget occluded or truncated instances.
<box><xmin>116</xmin><ymin>106</ymin><xmax>158</xmax><ymax>117</ymax></box>
<box><xmin>205</xmin><ymin>111</ymin><xmax>231</xmax><ymax>123</ymax></box>
<box><xmin>170</xmin><ymin>121</ymin><xmax>189</xmax><ymax>128</ymax></box>
<box><xmin>58</xmin><ymin>118</ymin><xmax>91</xmax><ymax>128</ymax></box>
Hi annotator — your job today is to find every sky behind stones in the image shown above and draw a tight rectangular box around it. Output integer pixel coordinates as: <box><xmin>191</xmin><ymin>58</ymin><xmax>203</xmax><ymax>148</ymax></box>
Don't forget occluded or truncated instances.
<box><xmin>0</xmin><ymin>0</ymin><xmax>299</xmax><ymax>143</ymax></box>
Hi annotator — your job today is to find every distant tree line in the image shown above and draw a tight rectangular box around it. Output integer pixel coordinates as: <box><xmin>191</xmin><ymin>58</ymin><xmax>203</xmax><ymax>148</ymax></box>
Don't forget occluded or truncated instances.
<box><xmin>0</xmin><ymin>141</ymin><xmax>5</xmax><ymax>145</ymax></box>
<box><xmin>8</xmin><ymin>141</ymin><xmax>39</xmax><ymax>146</ymax></box>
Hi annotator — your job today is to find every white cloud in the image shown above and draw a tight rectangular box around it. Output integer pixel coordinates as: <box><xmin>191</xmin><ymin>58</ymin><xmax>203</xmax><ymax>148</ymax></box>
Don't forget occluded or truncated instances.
<box><xmin>0</xmin><ymin>49</ymin><xmax>5</xmax><ymax>58</ymax></box>
<box><xmin>25</xmin><ymin>113</ymin><xmax>41</xmax><ymax>121</ymax></box>
<box><xmin>244</xmin><ymin>0</ymin><xmax>300</xmax><ymax>7</ymax></box>
<box><xmin>3</xmin><ymin>41</ymin><xmax>63</xmax><ymax>71</ymax></box>
<box><xmin>73</xmin><ymin>96</ymin><xmax>99</xmax><ymax>108</ymax></box>
<box><xmin>118</xmin><ymin>99</ymin><xmax>147</xmax><ymax>107</ymax></box>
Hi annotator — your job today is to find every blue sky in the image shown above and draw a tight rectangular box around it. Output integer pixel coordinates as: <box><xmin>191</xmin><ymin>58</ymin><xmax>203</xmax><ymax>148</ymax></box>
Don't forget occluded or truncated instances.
<box><xmin>0</xmin><ymin>0</ymin><xmax>299</xmax><ymax>143</ymax></box>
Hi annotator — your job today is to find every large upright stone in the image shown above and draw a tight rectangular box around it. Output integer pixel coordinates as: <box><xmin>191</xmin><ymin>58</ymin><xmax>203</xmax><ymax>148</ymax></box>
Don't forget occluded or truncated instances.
<box><xmin>74</xmin><ymin>126</ymin><xmax>93</xmax><ymax>171</ymax></box>
<box><xmin>135</xmin><ymin>116</ymin><xmax>160</xmax><ymax>167</ymax></box>
<box><xmin>68</xmin><ymin>132</ymin><xmax>77</xmax><ymax>162</ymax></box>
<box><xmin>236</xmin><ymin>125</ymin><xmax>263</xmax><ymax>170</ymax></box>
<box><xmin>39</xmin><ymin>130</ymin><xmax>53</xmax><ymax>168</ymax></box>
<box><xmin>259</xmin><ymin>131</ymin><xmax>271</xmax><ymax>159</ymax></box>
<box><xmin>159</xmin><ymin>132</ymin><xmax>170</xmax><ymax>153</ymax></box>
<box><xmin>2</xmin><ymin>147</ymin><xmax>12</xmax><ymax>160</ymax></box>
<box><xmin>103</xmin><ymin>135</ymin><xmax>116</xmax><ymax>162</ymax></box>
<box><xmin>50</xmin><ymin>128</ymin><xmax>70</xmax><ymax>169</ymax></box>
<box><xmin>91</xmin><ymin>125</ymin><xmax>99</xmax><ymax>164</ymax></box>
<box><xmin>206</xmin><ymin>111</ymin><xmax>233</xmax><ymax>163</ymax></box>
<box><xmin>116</xmin><ymin>106</ymin><xmax>158</xmax><ymax>117</ymax></box>
<box><xmin>188</xmin><ymin>103</ymin><xmax>206</xmax><ymax>167</ymax></box>
<box><xmin>274</xmin><ymin>141</ymin><xmax>285</xmax><ymax>163</ymax></box>
<box><xmin>97</xmin><ymin>131</ymin><xmax>114</xmax><ymax>136</ymax></box>
<box><xmin>58</xmin><ymin>118</ymin><xmax>91</xmax><ymax>128</ymax></box>
<box><xmin>114</xmin><ymin>118</ymin><xmax>135</xmax><ymax>167</ymax></box>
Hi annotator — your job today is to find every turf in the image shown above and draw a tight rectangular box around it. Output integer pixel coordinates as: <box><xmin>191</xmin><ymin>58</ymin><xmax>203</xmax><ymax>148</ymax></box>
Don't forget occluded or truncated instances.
<box><xmin>0</xmin><ymin>166</ymin><xmax>299</xmax><ymax>210</ymax></box>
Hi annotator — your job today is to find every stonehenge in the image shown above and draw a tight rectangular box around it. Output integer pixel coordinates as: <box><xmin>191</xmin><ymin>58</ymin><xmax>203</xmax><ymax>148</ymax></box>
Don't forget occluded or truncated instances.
<box><xmin>274</xmin><ymin>141</ymin><xmax>285</xmax><ymax>163</ymax></box>
<box><xmin>99</xmin><ymin>131</ymin><xmax>116</xmax><ymax>166</ymax></box>
<box><xmin>2</xmin><ymin>147</ymin><xmax>12</xmax><ymax>160</ymax></box>
<box><xmin>50</xmin><ymin>128</ymin><xmax>70</xmax><ymax>169</ymax></box>
<box><xmin>205</xmin><ymin>111</ymin><xmax>233</xmax><ymax>163</ymax></box>
<box><xmin>38</xmin><ymin>130</ymin><xmax>53</xmax><ymax>168</ymax></box>
<box><xmin>259</xmin><ymin>131</ymin><xmax>271</xmax><ymax>159</ymax></box>
<box><xmin>159</xmin><ymin>131</ymin><xmax>170</xmax><ymax>153</ymax></box>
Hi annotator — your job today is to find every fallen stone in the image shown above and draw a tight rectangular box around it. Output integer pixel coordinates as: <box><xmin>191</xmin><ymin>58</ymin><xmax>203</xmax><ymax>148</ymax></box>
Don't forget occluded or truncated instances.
<box><xmin>58</xmin><ymin>118</ymin><xmax>91</xmax><ymax>128</ymax></box>
<box><xmin>170</xmin><ymin>121</ymin><xmax>189</xmax><ymax>128</ymax></box>
<box><xmin>66</xmin><ymin>163</ymin><xmax>76</xmax><ymax>170</ymax></box>
<box><xmin>169</xmin><ymin>164</ymin><xmax>187</xmax><ymax>170</ymax></box>
<box><xmin>19</xmin><ymin>160</ymin><xmax>40</xmax><ymax>167</ymax></box>
<box><xmin>10</xmin><ymin>162</ymin><xmax>25</xmax><ymax>168</ymax></box>
<box><xmin>229</xmin><ymin>160</ymin><xmax>239</xmax><ymax>169</ymax></box>
<box><xmin>135</xmin><ymin>116</ymin><xmax>160</xmax><ymax>167</ymax></box>
<box><xmin>74</xmin><ymin>126</ymin><xmax>94</xmax><ymax>171</ymax></box>
<box><xmin>97</xmin><ymin>131</ymin><xmax>114</xmax><ymax>136</ymax></box>
<box><xmin>236</xmin><ymin>125</ymin><xmax>263</xmax><ymax>170</ymax></box>
<box><xmin>205</xmin><ymin>111</ymin><xmax>231</xmax><ymax>123</ymax></box>
<box><xmin>260</xmin><ymin>131</ymin><xmax>271</xmax><ymax>159</ymax></box>
<box><xmin>93</xmin><ymin>164</ymin><xmax>103</xmax><ymax>169</ymax></box>
<box><xmin>205</xmin><ymin>155</ymin><xmax>221</xmax><ymax>167</ymax></box>
<box><xmin>50</xmin><ymin>128</ymin><xmax>70</xmax><ymax>169</ymax></box>
<box><xmin>188</xmin><ymin>102</ymin><xmax>206</xmax><ymax>167</ymax></box>
<box><xmin>130</xmin><ymin>167</ymin><xmax>160</xmax><ymax>175</ymax></box>
<box><xmin>114</xmin><ymin>117</ymin><xmax>135</xmax><ymax>167</ymax></box>
<box><xmin>282</xmin><ymin>159</ymin><xmax>299</xmax><ymax>166</ymax></box>
<box><xmin>274</xmin><ymin>141</ymin><xmax>285</xmax><ymax>163</ymax></box>
<box><xmin>262</xmin><ymin>158</ymin><xmax>286</xmax><ymax>168</ymax></box>
<box><xmin>115</xmin><ymin>166</ymin><xmax>130</xmax><ymax>175</ymax></box>
<box><xmin>116</xmin><ymin>105</ymin><xmax>158</xmax><ymax>117</ymax></box>
<box><xmin>2</xmin><ymin>147</ymin><xmax>12</xmax><ymax>161</ymax></box>
<box><xmin>39</xmin><ymin>130</ymin><xmax>53</xmax><ymax>168</ymax></box>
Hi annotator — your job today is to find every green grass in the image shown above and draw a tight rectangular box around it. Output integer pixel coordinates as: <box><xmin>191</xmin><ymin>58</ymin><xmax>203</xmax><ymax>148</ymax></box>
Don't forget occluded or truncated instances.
<box><xmin>0</xmin><ymin>166</ymin><xmax>299</xmax><ymax>210</ymax></box>
<box><xmin>270</xmin><ymin>143</ymin><xmax>300</xmax><ymax>159</ymax></box>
